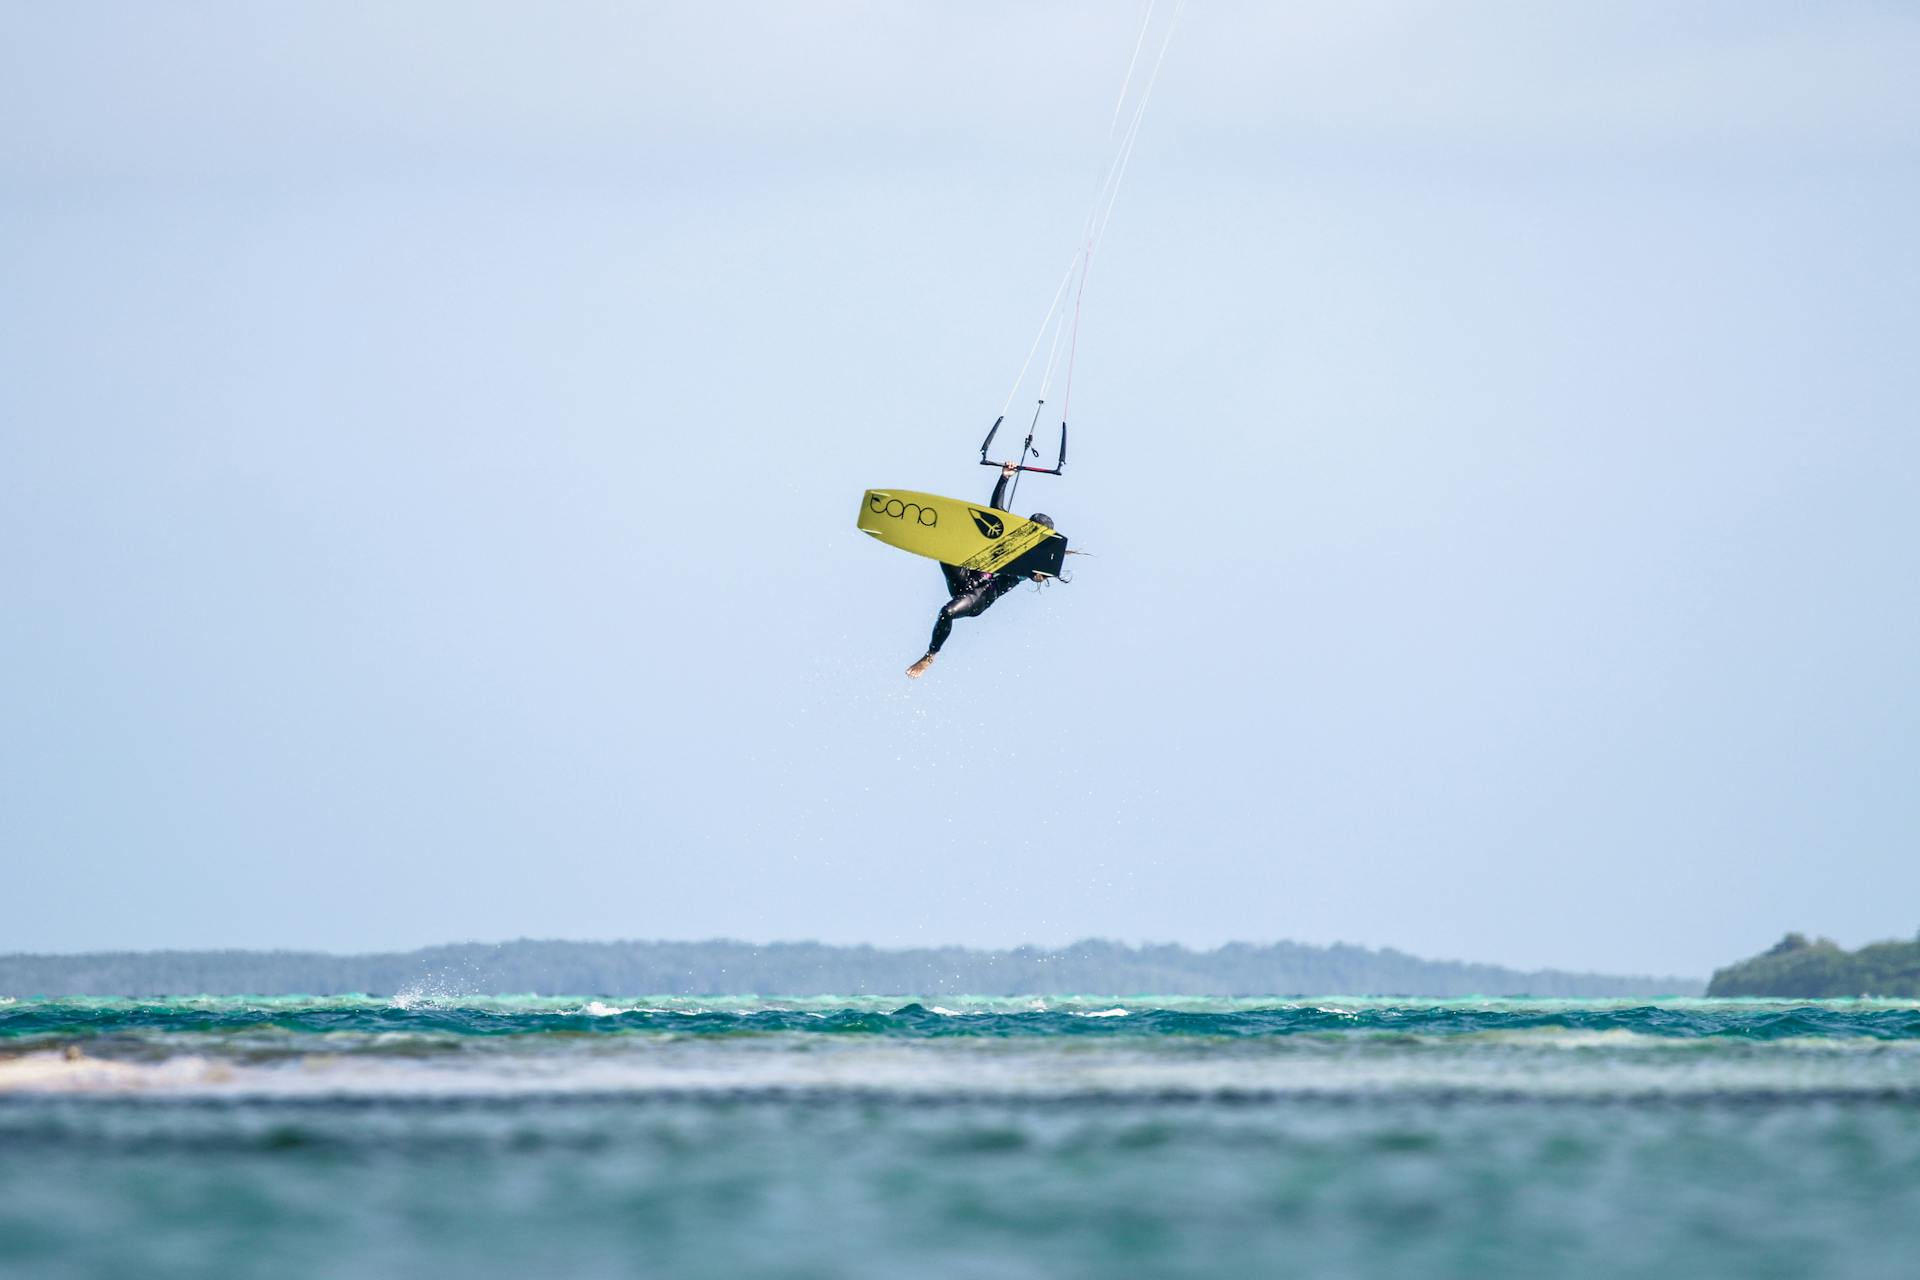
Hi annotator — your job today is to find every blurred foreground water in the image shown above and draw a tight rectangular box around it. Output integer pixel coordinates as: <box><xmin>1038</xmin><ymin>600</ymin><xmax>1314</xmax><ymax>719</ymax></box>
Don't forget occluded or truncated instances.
<box><xmin>3</xmin><ymin>996</ymin><xmax>1917</xmax><ymax>1279</ymax></box>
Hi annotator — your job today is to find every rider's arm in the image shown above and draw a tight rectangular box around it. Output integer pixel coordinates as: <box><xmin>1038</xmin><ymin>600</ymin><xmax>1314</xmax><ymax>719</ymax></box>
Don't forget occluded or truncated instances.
<box><xmin>990</xmin><ymin>462</ymin><xmax>1015</xmax><ymax>511</ymax></box>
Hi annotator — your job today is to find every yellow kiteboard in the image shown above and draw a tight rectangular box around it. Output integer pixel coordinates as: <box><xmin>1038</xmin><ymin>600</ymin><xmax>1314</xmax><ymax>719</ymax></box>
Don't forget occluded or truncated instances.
<box><xmin>858</xmin><ymin>489</ymin><xmax>1068</xmax><ymax>577</ymax></box>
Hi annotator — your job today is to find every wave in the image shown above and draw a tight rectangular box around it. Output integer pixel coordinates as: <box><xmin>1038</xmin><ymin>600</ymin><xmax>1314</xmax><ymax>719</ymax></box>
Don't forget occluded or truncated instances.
<box><xmin>1</xmin><ymin>996</ymin><xmax>1917</xmax><ymax>1103</ymax></box>
<box><xmin>7</xmin><ymin>996</ymin><xmax>1920</xmax><ymax>1044</ymax></box>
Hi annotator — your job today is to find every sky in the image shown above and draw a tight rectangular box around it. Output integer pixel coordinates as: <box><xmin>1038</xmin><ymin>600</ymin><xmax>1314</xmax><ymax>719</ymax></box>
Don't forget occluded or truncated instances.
<box><xmin>3</xmin><ymin>1</ymin><xmax>1917</xmax><ymax>978</ymax></box>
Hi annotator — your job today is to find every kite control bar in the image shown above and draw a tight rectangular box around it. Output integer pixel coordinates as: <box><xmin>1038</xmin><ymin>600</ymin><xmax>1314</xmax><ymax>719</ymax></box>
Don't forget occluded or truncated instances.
<box><xmin>978</xmin><ymin>405</ymin><xmax>1067</xmax><ymax>477</ymax></box>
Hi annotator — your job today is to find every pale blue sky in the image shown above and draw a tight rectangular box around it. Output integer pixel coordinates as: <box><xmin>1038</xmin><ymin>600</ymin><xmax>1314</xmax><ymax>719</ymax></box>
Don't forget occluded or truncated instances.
<box><xmin>3</xmin><ymin>2</ymin><xmax>1916</xmax><ymax>977</ymax></box>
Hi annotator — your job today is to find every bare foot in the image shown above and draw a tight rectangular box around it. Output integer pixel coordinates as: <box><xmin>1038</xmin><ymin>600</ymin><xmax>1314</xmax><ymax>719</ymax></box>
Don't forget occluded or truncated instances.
<box><xmin>906</xmin><ymin>654</ymin><xmax>935</xmax><ymax>679</ymax></box>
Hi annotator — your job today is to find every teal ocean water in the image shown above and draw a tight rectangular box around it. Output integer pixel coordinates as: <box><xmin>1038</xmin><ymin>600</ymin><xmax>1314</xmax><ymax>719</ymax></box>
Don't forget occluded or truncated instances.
<box><xmin>4</xmin><ymin>995</ymin><xmax>1919</xmax><ymax>1278</ymax></box>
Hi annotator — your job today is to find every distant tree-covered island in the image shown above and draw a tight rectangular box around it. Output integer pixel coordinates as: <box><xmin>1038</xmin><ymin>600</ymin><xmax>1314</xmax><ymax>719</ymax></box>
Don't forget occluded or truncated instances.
<box><xmin>1707</xmin><ymin>933</ymin><xmax>1920</xmax><ymax>998</ymax></box>
<box><xmin>0</xmin><ymin>937</ymin><xmax>1700</xmax><ymax>999</ymax></box>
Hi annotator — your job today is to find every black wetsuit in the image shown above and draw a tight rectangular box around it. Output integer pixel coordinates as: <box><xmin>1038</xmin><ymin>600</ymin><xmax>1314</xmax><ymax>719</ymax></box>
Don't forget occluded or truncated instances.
<box><xmin>926</xmin><ymin>473</ymin><xmax>1024</xmax><ymax>656</ymax></box>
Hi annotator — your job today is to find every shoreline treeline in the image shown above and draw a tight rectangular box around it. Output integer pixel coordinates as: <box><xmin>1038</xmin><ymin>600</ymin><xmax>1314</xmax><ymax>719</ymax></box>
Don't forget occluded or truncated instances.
<box><xmin>1</xmin><ymin>938</ymin><xmax>1698</xmax><ymax>999</ymax></box>
<box><xmin>1707</xmin><ymin>933</ymin><xmax>1920</xmax><ymax>998</ymax></box>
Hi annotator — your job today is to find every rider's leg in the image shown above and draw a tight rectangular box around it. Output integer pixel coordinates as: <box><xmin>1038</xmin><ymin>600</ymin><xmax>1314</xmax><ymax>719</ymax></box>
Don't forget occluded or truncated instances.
<box><xmin>928</xmin><ymin>586</ymin><xmax>993</xmax><ymax>655</ymax></box>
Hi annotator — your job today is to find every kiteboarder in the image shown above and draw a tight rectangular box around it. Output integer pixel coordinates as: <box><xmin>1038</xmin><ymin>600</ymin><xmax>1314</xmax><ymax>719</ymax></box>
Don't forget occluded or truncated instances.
<box><xmin>906</xmin><ymin>462</ymin><xmax>1055</xmax><ymax>678</ymax></box>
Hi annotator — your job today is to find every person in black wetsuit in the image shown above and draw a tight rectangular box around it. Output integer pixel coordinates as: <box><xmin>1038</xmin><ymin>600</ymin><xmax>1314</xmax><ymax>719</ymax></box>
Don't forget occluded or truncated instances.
<box><xmin>905</xmin><ymin>462</ymin><xmax>1055</xmax><ymax>678</ymax></box>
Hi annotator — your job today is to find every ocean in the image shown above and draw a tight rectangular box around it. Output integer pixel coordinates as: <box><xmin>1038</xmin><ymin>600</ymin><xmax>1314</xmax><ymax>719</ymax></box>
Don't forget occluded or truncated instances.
<box><xmin>3</xmin><ymin>995</ymin><xmax>1917</xmax><ymax>1279</ymax></box>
